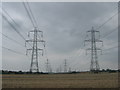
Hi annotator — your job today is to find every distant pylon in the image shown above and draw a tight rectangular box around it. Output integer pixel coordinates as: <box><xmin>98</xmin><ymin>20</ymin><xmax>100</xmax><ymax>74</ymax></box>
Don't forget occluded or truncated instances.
<box><xmin>25</xmin><ymin>27</ymin><xmax>45</xmax><ymax>73</ymax></box>
<box><xmin>46</xmin><ymin>59</ymin><xmax>51</xmax><ymax>73</ymax></box>
<box><xmin>69</xmin><ymin>67</ymin><xmax>71</xmax><ymax>72</ymax></box>
<box><xmin>46</xmin><ymin>59</ymin><xmax>49</xmax><ymax>73</ymax></box>
<box><xmin>84</xmin><ymin>27</ymin><xmax>103</xmax><ymax>72</ymax></box>
<box><xmin>64</xmin><ymin>59</ymin><xmax>67</xmax><ymax>73</ymax></box>
<box><xmin>59</xmin><ymin>66</ymin><xmax>62</xmax><ymax>73</ymax></box>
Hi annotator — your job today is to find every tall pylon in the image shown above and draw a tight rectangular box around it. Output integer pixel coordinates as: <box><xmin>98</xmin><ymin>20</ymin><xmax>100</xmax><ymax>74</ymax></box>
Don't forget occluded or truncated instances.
<box><xmin>64</xmin><ymin>59</ymin><xmax>67</xmax><ymax>73</ymax></box>
<box><xmin>84</xmin><ymin>27</ymin><xmax>103</xmax><ymax>72</ymax></box>
<box><xmin>25</xmin><ymin>27</ymin><xmax>45</xmax><ymax>73</ymax></box>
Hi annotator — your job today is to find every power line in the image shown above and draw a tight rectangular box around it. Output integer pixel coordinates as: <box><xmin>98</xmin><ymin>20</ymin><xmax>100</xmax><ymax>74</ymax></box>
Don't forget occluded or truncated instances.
<box><xmin>22</xmin><ymin>1</ymin><xmax>44</xmax><ymax>50</ymax></box>
<box><xmin>95</xmin><ymin>5</ymin><xmax>118</xmax><ymax>31</ymax></box>
<box><xmin>68</xmin><ymin>31</ymin><xmax>93</xmax><ymax>68</ymax></box>
<box><xmin>2</xmin><ymin>8</ymin><xmax>21</xmax><ymax>30</ymax></box>
<box><xmin>72</xmin><ymin>56</ymin><xmax>90</xmax><ymax>71</ymax></box>
<box><xmin>68</xmin><ymin>37</ymin><xmax>85</xmax><ymax>62</ymax></box>
<box><xmin>60</xmin><ymin>6</ymin><xmax>118</xmax><ymax>71</ymax></box>
<box><xmin>2</xmin><ymin>11</ymin><xmax>32</xmax><ymax>47</ymax></box>
<box><xmin>2</xmin><ymin>46</ymin><xmax>31</xmax><ymax>62</ymax></box>
<box><xmin>101</xmin><ymin>27</ymin><xmax>118</xmax><ymax>39</ymax></box>
<box><xmin>2</xmin><ymin>46</ymin><xmax>25</xmax><ymax>56</ymax></box>
<box><xmin>68</xmin><ymin>47</ymin><xmax>85</xmax><ymax>68</ymax></box>
<box><xmin>2</xmin><ymin>7</ymin><xmax>30</xmax><ymax>39</ymax></box>
<box><xmin>2</xmin><ymin>15</ymin><xmax>26</xmax><ymax>41</ymax></box>
<box><xmin>68</xmin><ymin>30</ymin><xmax>93</xmax><ymax>68</ymax></box>
<box><xmin>22</xmin><ymin>1</ymin><xmax>47</xmax><ymax>72</ymax></box>
<box><xmin>96</xmin><ymin>11</ymin><xmax>119</xmax><ymax>31</ymax></box>
<box><xmin>69</xmin><ymin>6</ymin><xmax>119</xmax><ymax>68</ymax></box>
<box><xmin>22</xmin><ymin>1</ymin><xmax>36</xmax><ymax>28</ymax></box>
<box><xmin>0</xmin><ymin>32</ymin><xmax>25</xmax><ymax>47</ymax></box>
<box><xmin>103</xmin><ymin>45</ymin><xmax>118</xmax><ymax>51</ymax></box>
<box><xmin>70</xmin><ymin>45</ymin><xmax>118</xmax><ymax>70</ymax></box>
<box><xmin>22</xmin><ymin>1</ymin><xmax>46</xmax><ymax>50</ymax></box>
<box><xmin>23</xmin><ymin>1</ymin><xmax>43</xmax><ymax>43</ymax></box>
<box><xmin>98</xmin><ymin>45</ymin><xmax>118</xmax><ymax>56</ymax></box>
<box><xmin>26</xmin><ymin>1</ymin><xmax>38</xmax><ymax>27</ymax></box>
<box><xmin>70</xmin><ymin>39</ymin><xmax>117</xmax><ymax>69</ymax></box>
<box><xmin>1</xmin><ymin>7</ymin><xmax>33</xmax><ymax>62</ymax></box>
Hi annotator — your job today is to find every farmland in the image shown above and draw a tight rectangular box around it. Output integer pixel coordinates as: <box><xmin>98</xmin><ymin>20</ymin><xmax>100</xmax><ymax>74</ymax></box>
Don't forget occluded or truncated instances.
<box><xmin>2</xmin><ymin>72</ymin><xmax>118</xmax><ymax>88</ymax></box>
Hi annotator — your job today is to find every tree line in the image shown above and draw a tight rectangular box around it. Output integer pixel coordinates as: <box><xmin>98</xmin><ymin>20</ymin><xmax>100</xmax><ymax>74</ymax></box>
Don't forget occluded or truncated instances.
<box><xmin>1</xmin><ymin>69</ymin><xmax>119</xmax><ymax>74</ymax></box>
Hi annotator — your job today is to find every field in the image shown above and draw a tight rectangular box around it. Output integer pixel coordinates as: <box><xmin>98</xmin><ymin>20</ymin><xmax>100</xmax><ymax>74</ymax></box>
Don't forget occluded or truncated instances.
<box><xmin>2</xmin><ymin>72</ymin><xmax>118</xmax><ymax>88</ymax></box>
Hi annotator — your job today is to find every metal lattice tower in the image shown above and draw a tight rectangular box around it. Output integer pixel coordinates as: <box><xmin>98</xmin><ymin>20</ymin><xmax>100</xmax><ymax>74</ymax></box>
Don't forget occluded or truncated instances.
<box><xmin>84</xmin><ymin>27</ymin><xmax>103</xmax><ymax>72</ymax></box>
<box><xmin>46</xmin><ymin>59</ymin><xmax>52</xmax><ymax>73</ymax></box>
<box><xmin>68</xmin><ymin>67</ymin><xmax>71</xmax><ymax>72</ymax></box>
<box><xmin>46</xmin><ymin>59</ymin><xmax>49</xmax><ymax>73</ymax></box>
<box><xmin>25</xmin><ymin>27</ymin><xmax>45</xmax><ymax>73</ymax></box>
<box><xmin>64</xmin><ymin>59</ymin><xmax>67</xmax><ymax>73</ymax></box>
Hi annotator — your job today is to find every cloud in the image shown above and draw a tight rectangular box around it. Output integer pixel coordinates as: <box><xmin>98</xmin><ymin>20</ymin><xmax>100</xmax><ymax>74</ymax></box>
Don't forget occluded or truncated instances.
<box><xmin>2</xmin><ymin>2</ymin><xmax>118</xmax><ymax>72</ymax></box>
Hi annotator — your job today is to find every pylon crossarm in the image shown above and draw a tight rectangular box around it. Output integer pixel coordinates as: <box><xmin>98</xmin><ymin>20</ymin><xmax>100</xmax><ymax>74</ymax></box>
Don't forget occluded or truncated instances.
<box><xmin>84</xmin><ymin>39</ymin><xmax>91</xmax><ymax>42</ymax></box>
<box><xmin>37</xmin><ymin>40</ymin><xmax>45</xmax><ymax>42</ymax></box>
<box><xmin>94</xmin><ymin>31</ymin><xmax>99</xmax><ymax>32</ymax></box>
<box><xmin>26</xmin><ymin>40</ymin><xmax>45</xmax><ymax>42</ymax></box>
<box><xmin>95</xmin><ymin>39</ymin><xmax>103</xmax><ymax>42</ymax></box>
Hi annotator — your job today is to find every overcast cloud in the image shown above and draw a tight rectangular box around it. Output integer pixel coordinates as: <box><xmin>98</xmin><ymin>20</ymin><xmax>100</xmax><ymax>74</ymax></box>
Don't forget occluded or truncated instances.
<box><xmin>2</xmin><ymin>2</ymin><xmax>118</xmax><ymax>72</ymax></box>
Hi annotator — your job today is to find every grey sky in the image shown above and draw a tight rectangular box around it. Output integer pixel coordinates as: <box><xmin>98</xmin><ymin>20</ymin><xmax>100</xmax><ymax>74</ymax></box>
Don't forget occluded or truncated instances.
<box><xmin>2</xmin><ymin>2</ymin><xmax>118</xmax><ymax>72</ymax></box>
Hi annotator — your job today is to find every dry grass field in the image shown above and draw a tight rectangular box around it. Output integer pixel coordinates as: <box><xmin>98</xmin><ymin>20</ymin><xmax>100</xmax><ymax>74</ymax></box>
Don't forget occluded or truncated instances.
<box><xmin>2</xmin><ymin>72</ymin><xmax>118</xmax><ymax>88</ymax></box>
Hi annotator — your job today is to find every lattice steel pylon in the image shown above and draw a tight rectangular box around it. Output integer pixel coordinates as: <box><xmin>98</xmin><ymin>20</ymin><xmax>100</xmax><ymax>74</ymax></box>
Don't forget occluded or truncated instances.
<box><xmin>46</xmin><ymin>59</ymin><xmax>52</xmax><ymax>73</ymax></box>
<box><xmin>46</xmin><ymin>59</ymin><xmax>49</xmax><ymax>73</ymax></box>
<box><xmin>84</xmin><ymin>27</ymin><xmax>103</xmax><ymax>72</ymax></box>
<box><xmin>25</xmin><ymin>27</ymin><xmax>45</xmax><ymax>73</ymax></box>
<box><xmin>64</xmin><ymin>59</ymin><xmax>67</xmax><ymax>73</ymax></box>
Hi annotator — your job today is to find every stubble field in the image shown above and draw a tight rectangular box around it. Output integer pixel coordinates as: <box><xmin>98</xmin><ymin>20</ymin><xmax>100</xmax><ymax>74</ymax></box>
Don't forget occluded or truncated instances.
<box><xmin>2</xmin><ymin>72</ymin><xmax>118</xmax><ymax>88</ymax></box>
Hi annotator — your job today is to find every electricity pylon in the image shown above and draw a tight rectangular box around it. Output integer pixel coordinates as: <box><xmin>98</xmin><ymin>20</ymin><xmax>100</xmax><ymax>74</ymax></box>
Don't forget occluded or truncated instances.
<box><xmin>46</xmin><ymin>59</ymin><xmax>49</xmax><ymax>73</ymax></box>
<box><xmin>68</xmin><ymin>67</ymin><xmax>71</xmax><ymax>72</ymax></box>
<box><xmin>25</xmin><ymin>27</ymin><xmax>45</xmax><ymax>73</ymax></box>
<box><xmin>64</xmin><ymin>59</ymin><xmax>67</xmax><ymax>73</ymax></box>
<box><xmin>84</xmin><ymin>27</ymin><xmax>103</xmax><ymax>72</ymax></box>
<box><xmin>46</xmin><ymin>59</ymin><xmax>52</xmax><ymax>73</ymax></box>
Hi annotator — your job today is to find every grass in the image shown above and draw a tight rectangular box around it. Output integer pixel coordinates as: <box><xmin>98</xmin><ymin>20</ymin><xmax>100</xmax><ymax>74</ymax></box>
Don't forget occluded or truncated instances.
<box><xmin>2</xmin><ymin>72</ymin><xmax>118</xmax><ymax>88</ymax></box>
